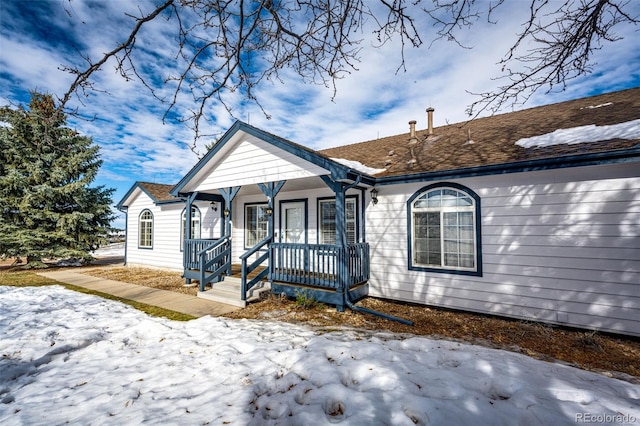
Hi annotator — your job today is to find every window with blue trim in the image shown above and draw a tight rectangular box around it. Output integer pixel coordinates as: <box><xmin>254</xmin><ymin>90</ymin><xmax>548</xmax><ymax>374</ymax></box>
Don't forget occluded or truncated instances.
<box><xmin>408</xmin><ymin>184</ymin><xmax>481</xmax><ymax>275</ymax></box>
<box><xmin>138</xmin><ymin>210</ymin><xmax>153</xmax><ymax>249</ymax></box>
<box><xmin>318</xmin><ymin>197</ymin><xmax>357</xmax><ymax>245</ymax></box>
<box><xmin>245</xmin><ymin>203</ymin><xmax>269</xmax><ymax>247</ymax></box>
<box><xmin>180</xmin><ymin>207</ymin><xmax>201</xmax><ymax>250</ymax></box>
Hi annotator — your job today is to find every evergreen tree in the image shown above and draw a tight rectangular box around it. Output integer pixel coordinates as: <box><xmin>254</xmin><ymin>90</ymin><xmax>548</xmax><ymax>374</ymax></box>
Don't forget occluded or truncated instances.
<box><xmin>0</xmin><ymin>93</ymin><xmax>115</xmax><ymax>267</ymax></box>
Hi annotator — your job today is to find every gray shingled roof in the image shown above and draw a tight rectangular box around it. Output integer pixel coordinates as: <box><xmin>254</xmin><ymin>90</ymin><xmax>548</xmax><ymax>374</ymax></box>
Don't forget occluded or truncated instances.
<box><xmin>319</xmin><ymin>87</ymin><xmax>640</xmax><ymax>177</ymax></box>
<box><xmin>134</xmin><ymin>88</ymin><xmax>638</xmax><ymax>196</ymax></box>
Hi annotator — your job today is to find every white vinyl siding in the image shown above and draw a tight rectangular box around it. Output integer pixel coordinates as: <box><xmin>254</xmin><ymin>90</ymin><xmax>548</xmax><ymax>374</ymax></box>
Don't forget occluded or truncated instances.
<box><xmin>192</xmin><ymin>136</ymin><xmax>328</xmax><ymax>192</ymax></box>
<box><xmin>367</xmin><ymin>163</ymin><xmax>640</xmax><ymax>337</ymax></box>
<box><xmin>125</xmin><ymin>191</ymin><xmax>220</xmax><ymax>271</ymax></box>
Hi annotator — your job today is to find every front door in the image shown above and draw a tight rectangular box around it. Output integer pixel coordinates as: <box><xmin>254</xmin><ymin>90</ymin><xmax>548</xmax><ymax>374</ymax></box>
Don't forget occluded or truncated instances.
<box><xmin>281</xmin><ymin>201</ymin><xmax>306</xmax><ymax>243</ymax></box>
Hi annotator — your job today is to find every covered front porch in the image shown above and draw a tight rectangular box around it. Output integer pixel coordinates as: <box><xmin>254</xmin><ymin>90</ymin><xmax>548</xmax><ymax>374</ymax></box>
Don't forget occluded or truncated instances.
<box><xmin>183</xmin><ymin>239</ymin><xmax>371</xmax><ymax>309</ymax></box>
<box><xmin>179</xmin><ymin>170</ymin><xmax>376</xmax><ymax>310</ymax></box>
<box><xmin>170</xmin><ymin>122</ymin><xmax>379</xmax><ymax>311</ymax></box>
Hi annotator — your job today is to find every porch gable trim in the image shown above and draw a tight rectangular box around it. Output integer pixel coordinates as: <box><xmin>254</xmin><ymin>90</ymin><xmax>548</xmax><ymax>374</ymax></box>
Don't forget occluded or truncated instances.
<box><xmin>170</xmin><ymin>121</ymin><xmax>375</xmax><ymax>197</ymax></box>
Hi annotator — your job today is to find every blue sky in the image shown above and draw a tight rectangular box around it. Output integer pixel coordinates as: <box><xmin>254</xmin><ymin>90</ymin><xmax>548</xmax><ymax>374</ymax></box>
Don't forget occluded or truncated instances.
<box><xmin>1</xmin><ymin>1</ymin><xmax>639</xmax><ymax>229</ymax></box>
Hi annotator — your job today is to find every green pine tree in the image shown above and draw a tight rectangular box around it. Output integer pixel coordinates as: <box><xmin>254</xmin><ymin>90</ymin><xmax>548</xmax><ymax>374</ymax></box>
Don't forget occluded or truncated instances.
<box><xmin>0</xmin><ymin>92</ymin><xmax>115</xmax><ymax>268</ymax></box>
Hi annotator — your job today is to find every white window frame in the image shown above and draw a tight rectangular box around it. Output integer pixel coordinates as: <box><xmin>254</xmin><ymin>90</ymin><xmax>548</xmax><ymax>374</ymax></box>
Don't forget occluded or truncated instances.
<box><xmin>245</xmin><ymin>203</ymin><xmax>269</xmax><ymax>248</ymax></box>
<box><xmin>181</xmin><ymin>206</ymin><xmax>202</xmax><ymax>250</ymax></box>
<box><xmin>138</xmin><ymin>209</ymin><xmax>153</xmax><ymax>249</ymax></box>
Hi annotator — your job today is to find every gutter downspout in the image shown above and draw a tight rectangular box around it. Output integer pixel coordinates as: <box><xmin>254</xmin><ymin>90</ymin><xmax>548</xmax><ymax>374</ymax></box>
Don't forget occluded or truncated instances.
<box><xmin>121</xmin><ymin>207</ymin><xmax>128</xmax><ymax>266</ymax></box>
<box><xmin>339</xmin><ymin>175</ymin><xmax>414</xmax><ymax>326</ymax></box>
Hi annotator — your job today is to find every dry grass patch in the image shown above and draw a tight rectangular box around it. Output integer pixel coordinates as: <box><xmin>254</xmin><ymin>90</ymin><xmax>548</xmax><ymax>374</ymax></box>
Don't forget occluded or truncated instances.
<box><xmin>80</xmin><ymin>266</ymin><xmax>197</xmax><ymax>296</ymax></box>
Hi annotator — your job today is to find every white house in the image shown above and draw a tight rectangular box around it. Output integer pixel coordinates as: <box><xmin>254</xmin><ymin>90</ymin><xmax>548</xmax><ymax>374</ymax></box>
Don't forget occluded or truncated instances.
<box><xmin>117</xmin><ymin>88</ymin><xmax>640</xmax><ymax>336</ymax></box>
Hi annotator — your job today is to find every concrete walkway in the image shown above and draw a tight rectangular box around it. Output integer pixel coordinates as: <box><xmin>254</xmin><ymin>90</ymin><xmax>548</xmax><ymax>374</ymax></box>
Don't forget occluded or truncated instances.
<box><xmin>37</xmin><ymin>270</ymin><xmax>240</xmax><ymax>318</ymax></box>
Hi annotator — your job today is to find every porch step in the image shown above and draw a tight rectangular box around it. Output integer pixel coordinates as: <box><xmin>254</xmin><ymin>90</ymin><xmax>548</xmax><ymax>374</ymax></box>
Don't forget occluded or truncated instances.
<box><xmin>197</xmin><ymin>276</ymin><xmax>270</xmax><ymax>308</ymax></box>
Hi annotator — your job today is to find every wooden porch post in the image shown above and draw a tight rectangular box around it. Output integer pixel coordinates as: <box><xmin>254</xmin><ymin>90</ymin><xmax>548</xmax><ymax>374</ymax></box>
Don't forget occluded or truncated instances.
<box><xmin>184</xmin><ymin>192</ymin><xmax>198</xmax><ymax>284</ymax></box>
<box><xmin>257</xmin><ymin>181</ymin><xmax>286</xmax><ymax>239</ymax></box>
<box><xmin>219</xmin><ymin>187</ymin><xmax>241</xmax><ymax>236</ymax></box>
<box><xmin>320</xmin><ymin>176</ymin><xmax>349</xmax><ymax>311</ymax></box>
<box><xmin>219</xmin><ymin>186</ymin><xmax>240</xmax><ymax>275</ymax></box>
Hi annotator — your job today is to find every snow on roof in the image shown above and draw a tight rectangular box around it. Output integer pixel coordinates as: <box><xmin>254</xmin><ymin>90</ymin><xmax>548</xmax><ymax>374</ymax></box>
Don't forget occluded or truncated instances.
<box><xmin>582</xmin><ymin>102</ymin><xmax>613</xmax><ymax>109</ymax></box>
<box><xmin>515</xmin><ymin>118</ymin><xmax>640</xmax><ymax>149</ymax></box>
<box><xmin>331</xmin><ymin>157</ymin><xmax>386</xmax><ymax>175</ymax></box>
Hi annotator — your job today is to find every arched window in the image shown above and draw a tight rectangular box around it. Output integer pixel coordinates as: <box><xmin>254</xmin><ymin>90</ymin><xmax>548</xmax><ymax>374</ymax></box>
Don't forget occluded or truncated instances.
<box><xmin>138</xmin><ymin>210</ymin><xmax>154</xmax><ymax>249</ymax></box>
<box><xmin>181</xmin><ymin>206</ymin><xmax>201</xmax><ymax>250</ymax></box>
<box><xmin>407</xmin><ymin>183</ymin><xmax>482</xmax><ymax>276</ymax></box>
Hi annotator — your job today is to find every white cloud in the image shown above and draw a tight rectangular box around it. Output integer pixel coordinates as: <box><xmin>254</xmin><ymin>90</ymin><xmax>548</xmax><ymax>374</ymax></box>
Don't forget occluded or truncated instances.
<box><xmin>1</xmin><ymin>0</ymin><xmax>639</xmax><ymax>206</ymax></box>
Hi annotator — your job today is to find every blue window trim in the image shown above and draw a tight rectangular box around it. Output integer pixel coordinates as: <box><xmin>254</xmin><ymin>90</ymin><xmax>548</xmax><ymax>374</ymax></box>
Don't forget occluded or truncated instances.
<box><xmin>317</xmin><ymin>195</ymin><xmax>360</xmax><ymax>245</ymax></box>
<box><xmin>244</xmin><ymin>202</ymin><xmax>269</xmax><ymax>249</ymax></box>
<box><xmin>138</xmin><ymin>209</ymin><xmax>154</xmax><ymax>250</ymax></box>
<box><xmin>180</xmin><ymin>206</ymin><xmax>202</xmax><ymax>252</ymax></box>
<box><xmin>407</xmin><ymin>182</ymin><xmax>482</xmax><ymax>277</ymax></box>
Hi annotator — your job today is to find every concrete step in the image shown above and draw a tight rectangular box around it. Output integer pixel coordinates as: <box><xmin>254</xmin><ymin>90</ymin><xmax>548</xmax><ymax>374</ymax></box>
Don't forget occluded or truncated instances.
<box><xmin>197</xmin><ymin>276</ymin><xmax>270</xmax><ymax>308</ymax></box>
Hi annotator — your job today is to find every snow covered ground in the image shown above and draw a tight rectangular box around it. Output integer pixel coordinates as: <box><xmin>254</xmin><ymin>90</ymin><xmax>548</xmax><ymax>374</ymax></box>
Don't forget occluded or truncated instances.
<box><xmin>92</xmin><ymin>243</ymin><xmax>125</xmax><ymax>258</ymax></box>
<box><xmin>1</xmin><ymin>286</ymin><xmax>638</xmax><ymax>425</ymax></box>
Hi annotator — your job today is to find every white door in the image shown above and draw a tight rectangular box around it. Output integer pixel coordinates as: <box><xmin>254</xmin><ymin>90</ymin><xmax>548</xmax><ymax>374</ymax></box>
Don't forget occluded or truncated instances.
<box><xmin>281</xmin><ymin>202</ymin><xmax>306</xmax><ymax>243</ymax></box>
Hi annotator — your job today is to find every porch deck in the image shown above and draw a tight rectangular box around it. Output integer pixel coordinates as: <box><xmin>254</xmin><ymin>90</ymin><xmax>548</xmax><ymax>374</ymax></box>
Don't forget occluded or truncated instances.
<box><xmin>184</xmin><ymin>239</ymin><xmax>370</xmax><ymax>310</ymax></box>
<box><xmin>196</xmin><ymin>263</ymin><xmax>368</xmax><ymax>308</ymax></box>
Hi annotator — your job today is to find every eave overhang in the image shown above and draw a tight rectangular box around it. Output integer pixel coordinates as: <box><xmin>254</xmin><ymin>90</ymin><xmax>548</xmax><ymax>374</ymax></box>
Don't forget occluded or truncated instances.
<box><xmin>374</xmin><ymin>145</ymin><xmax>640</xmax><ymax>186</ymax></box>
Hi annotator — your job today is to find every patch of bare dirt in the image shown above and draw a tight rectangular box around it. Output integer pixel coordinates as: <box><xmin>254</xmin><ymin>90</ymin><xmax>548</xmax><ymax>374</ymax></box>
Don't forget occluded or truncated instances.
<box><xmin>79</xmin><ymin>265</ymin><xmax>640</xmax><ymax>381</ymax></box>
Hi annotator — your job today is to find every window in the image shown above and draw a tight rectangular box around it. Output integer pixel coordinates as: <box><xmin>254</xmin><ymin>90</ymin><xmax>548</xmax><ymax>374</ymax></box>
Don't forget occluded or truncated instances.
<box><xmin>319</xmin><ymin>197</ymin><xmax>357</xmax><ymax>245</ymax></box>
<box><xmin>181</xmin><ymin>207</ymin><xmax>201</xmax><ymax>250</ymax></box>
<box><xmin>138</xmin><ymin>210</ymin><xmax>153</xmax><ymax>249</ymax></box>
<box><xmin>408</xmin><ymin>183</ymin><xmax>481</xmax><ymax>275</ymax></box>
<box><xmin>245</xmin><ymin>204</ymin><xmax>269</xmax><ymax>247</ymax></box>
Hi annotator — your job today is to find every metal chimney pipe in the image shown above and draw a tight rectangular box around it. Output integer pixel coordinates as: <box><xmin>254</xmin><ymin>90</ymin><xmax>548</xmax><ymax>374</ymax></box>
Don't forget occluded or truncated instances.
<box><xmin>408</xmin><ymin>120</ymin><xmax>418</xmax><ymax>145</ymax></box>
<box><xmin>426</xmin><ymin>107</ymin><xmax>434</xmax><ymax>135</ymax></box>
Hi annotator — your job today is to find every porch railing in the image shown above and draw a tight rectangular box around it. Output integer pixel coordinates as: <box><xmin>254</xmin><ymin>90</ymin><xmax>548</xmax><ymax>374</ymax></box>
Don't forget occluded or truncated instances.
<box><xmin>346</xmin><ymin>243</ymin><xmax>370</xmax><ymax>286</ymax></box>
<box><xmin>239</xmin><ymin>236</ymin><xmax>271</xmax><ymax>301</ymax></box>
<box><xmin>184</xmin><ymin>237</ymin><xmax>231</xmax><ymax>291</ymax></box>
<box><xmin>269</xmin><ymin>242</ymin><xmax>370</xmax><ymax>290</ymax></box>
<box><xmin>184</xmin><ymin>238</ymin><xmax>218</xmax><ymax>270</ymax></box>
<box><xmin>198</xmin><ymin>236</ymin><xmax>231</xmax><ymax>290</ymax></box>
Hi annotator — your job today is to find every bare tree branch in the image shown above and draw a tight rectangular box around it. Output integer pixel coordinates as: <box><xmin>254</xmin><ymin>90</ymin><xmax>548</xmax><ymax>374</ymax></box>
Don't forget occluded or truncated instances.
<box><xmin>466</xmin><ymin>0</ymin><xmax>639</xmax><ymax>117</ymax></box>
<box><xmin>58</xmin><ymin>0</ymin><xmax>638</xmax><ymax>151</ymax></box>
<box><xmin>59</xmin><ymin>0</ymin><xmax>176</xmax><ymax>108</ymax></box>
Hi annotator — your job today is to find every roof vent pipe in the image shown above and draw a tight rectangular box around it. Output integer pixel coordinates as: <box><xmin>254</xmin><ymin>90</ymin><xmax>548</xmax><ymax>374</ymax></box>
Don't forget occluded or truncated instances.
<box><xmin>408</xmin><ymin>120</ymin><xmax>418</xmax><ymax>145</ymax></box>
<box><xmin>426</xmin><ymin>107</ymin><xmax>435</xmax><ymax>135</ymax></box>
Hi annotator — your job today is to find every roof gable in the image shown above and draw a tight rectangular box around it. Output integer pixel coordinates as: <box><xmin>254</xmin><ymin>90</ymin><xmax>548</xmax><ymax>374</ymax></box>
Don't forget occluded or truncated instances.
<box><xmin>117</xmin><ymin>181</ymin><xmax>178</xmax><ymax>210</ymax></box>
<box><xmin>171</xmin><ymin>121</ymin><xmax>375</xmax><ymax>196</ymax></box>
